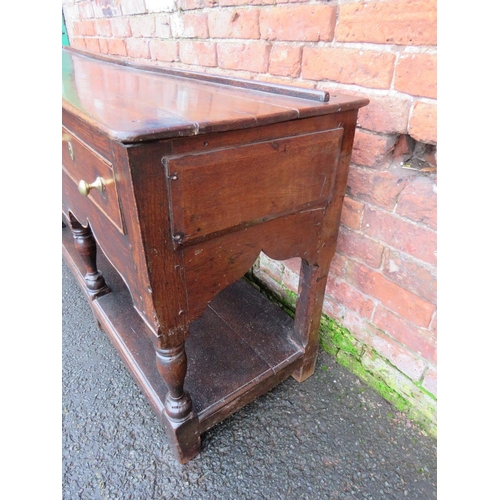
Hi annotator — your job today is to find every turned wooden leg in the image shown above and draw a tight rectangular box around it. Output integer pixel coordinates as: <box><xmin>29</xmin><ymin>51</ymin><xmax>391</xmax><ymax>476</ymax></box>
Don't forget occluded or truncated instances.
<box><xmin>156</xmin><ymin>344</ymin><xmax>193</xmax><ymax>420</ymax></box>
<box><xmin>70</xmin><ymin>219</ymin><xmax>110</xmax><ymax>300</ymax></box>
<box><xmin>292</xmin><ymin>257</ymin><xmax>331</xmax><ymax>383</ymax></box>
<box><xmin>155</xmin><ymin>343</ymin><xmax>200</xmax><ymax>463</ymax></box>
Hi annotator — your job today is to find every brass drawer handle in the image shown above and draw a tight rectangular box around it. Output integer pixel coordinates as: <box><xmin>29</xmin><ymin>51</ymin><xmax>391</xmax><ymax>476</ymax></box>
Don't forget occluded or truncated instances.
<box><xmin>78</xmin><ymin>177</ymin><xmax>105</xmax><ymax>197</ymax></box>
<box><xmin>67</xmin><ymin>141</ymin><xmax>75</xmax><ymax>161</ymax></box>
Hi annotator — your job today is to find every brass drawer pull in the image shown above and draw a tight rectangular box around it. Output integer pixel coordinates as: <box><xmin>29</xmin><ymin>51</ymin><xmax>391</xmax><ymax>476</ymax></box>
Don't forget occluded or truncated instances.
<box><xmin>78</xmin><ymin>177</ymin><xmax>105</xmax><ymax>197</ymax></box>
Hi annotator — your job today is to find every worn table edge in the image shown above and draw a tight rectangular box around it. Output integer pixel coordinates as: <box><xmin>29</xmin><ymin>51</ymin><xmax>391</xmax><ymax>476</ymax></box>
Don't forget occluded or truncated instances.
<box><xmin>62</xmin><ymin>46</ymin><xmax>370</xmax><ymax>144</ymax></box>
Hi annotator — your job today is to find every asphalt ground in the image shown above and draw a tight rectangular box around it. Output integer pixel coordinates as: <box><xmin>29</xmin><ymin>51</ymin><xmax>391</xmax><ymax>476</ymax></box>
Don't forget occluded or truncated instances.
<box><xmin>62</xmin><ymin>259</ymin><xmax>437</xmax><ymax>500</ymax></box>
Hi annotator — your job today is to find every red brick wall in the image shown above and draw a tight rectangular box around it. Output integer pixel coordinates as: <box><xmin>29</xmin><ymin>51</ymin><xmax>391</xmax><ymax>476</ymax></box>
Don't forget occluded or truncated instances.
<box><xmin>63</xmin><ymin>0</ymin><xmax>437</xmax><ymax>400</ymax></box>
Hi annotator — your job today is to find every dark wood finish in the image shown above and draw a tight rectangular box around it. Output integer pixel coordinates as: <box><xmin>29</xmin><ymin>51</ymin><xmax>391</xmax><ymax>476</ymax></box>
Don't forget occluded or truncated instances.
<box><xmin>62</xmin><ymin>48</ymin><xmax>368</xmax><ymax>143</ymax></box>
<box><xmin>62</xmin><ymin>225</ymin><xmax>302</xmax><ymax>461</ymax></box>
<box><xmin>63</xmin><ymin>46</ymin><xmax>331</xmax><ymax>103</ymax></box>
<box><xmin>62</xmin><ymin>127</ymin><xmax>124</xmax><ymax>234</ymax></box>
<box><xmin>155</xmin><ymin>344</ymin><xmax>192</xmax><ymax>420</ymax></box>
<box><xmin>166</xmin><ymin>129</ymin><xmax>343</xmax><ymax>247</ymax></box>
<box><xmin>61</xmin><ymin>47</ymin><xmax>368</xmax><ymax>463</ymax></box>
<box><xmin>68</xmin><ymin>215</ymin><xmax>110</xmax><ymax>300</ymax></box>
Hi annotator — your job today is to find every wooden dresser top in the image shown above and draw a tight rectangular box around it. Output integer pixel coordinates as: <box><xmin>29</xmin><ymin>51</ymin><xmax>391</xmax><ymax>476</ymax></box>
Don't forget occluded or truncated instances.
<box><xmin>62</xmin><ymin>47</ymin><xmax>368</xmax><ymax>144</ymax></box>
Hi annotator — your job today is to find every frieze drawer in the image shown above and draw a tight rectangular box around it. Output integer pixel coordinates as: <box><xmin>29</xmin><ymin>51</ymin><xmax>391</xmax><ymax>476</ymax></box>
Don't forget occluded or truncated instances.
<box><xmin>62</xmin><ymin>127</ymin><xmax>124</xmax><ymax>234</ymax></box>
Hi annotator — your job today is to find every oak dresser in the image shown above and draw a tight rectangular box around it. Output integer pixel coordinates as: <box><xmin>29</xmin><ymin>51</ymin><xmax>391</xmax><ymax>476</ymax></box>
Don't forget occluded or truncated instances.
<box><xmin>62</xmin><ymin>46</ymin><xmax>368</xmax><ymax>463</ymax></box>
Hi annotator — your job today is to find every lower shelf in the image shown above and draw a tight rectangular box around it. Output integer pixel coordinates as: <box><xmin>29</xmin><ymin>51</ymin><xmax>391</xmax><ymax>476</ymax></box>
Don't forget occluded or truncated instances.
<box><xmin>62</xmin><ymin>226</ymin><xmax>304</xmax><ymax>435</ymax></box>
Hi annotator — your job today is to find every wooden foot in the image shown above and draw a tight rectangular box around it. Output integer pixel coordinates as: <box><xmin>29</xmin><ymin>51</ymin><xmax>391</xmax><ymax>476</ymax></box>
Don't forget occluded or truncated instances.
<box><xmin>70</xmin><ymin>218</ymin><xmax>110</xmax><ymax>300</ymax></box>
<box><xmin>292</xmin><ymin>258</ymin><xmax>331</xmax><ymax>383</ymax></box>
<box><xmin>160</xmin><ymin>409</ymin><xmax>201</xmax><ymax>464</ymax></box>
<box><xmin>155</xmin><ymin>343</ymin><xmax>201</xmax><ymax>463</ymax></box>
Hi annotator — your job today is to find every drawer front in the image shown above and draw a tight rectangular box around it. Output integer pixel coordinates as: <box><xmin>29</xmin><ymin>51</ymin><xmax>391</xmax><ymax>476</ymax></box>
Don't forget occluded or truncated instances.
<box><xmin>62</xmin><ymin>127</ymin><xmax>124</xmax><ymax>234</ymax></box>
<box><xmin>165</xmin><ymin>128</ymin><xmax>344</xmax><ymax>246</ymax></box>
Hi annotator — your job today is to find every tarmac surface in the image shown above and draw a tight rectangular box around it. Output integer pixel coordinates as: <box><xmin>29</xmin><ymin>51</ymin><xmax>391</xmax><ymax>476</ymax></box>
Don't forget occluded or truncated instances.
<box><xmin>62</xmin><ymin>260</ymin><xmax>437</xmax><ymax>500</ymax></box>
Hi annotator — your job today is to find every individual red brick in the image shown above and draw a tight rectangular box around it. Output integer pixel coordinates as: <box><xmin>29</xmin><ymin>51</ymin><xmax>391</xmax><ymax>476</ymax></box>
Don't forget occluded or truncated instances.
<box><xmin>179</xmin><ymin>41</ymin><xmax>217</xmax><ymax>67</ymax></box>
<box><xmin>356</xmin><ymin>93</ymin><xmax>412</xmax><ymax>135</ymax></box>
<box><xmin>171</xmin><ymin>12</ymin><xmax>209</xmax><ymax>38</ymax></box>
<box><xmin>107</xmin><ymin>38</ymin><xmax>128</xmax><ymax>57</ymax></box>
<box><xmin>329</xmin><ymin>253</ymin><xmax>348</xmax><ymax>280</ymax></box>
<box><xmin>150</xmin><ymin>40</ymin><xmax>179</xmax><ymax>62</ymax></box>
<box><xmin>258</xmin><ymin>255</ymin><xmax>283</xmax><ymax>283</ymax></box>
<box><xmin>217</xmin><ymin>43</ymin><xmax>270</xmax><ymax>73</ymax></box>
<box><xmin>320</xmin><ymin>85</ymin><xmax>410</xmax><ymax>135</ymax></box>
<box><xmin>282</xmin><ymin>264</ymin><xmax>299</xmax><ymax>293</ymax></box>
<box><xmin>208</xmin><ymin>9</ymin><xmax>260</xmax><ymax>39</ymax></box>
<box><xmin>126</xmin><ymin>38</ymin><xmax>150</xmax><ymax>59</ymax></box>
<box><xmin>71</xmin><ymin>37</ymin><xmax>87</xmax><ymax>50</ymax></box>
<box><xmin>341</xmin><ymin>196</ymin><xmax>364</xmax><ymax>230</ymax></box>
<box><xmin>260</xmin><ymin>5</ymin><xmax>336</xmax><ymax>42</ymax></box>
<box><xmin>70</xmin><ymin>22</ymin><xmax>82</xmax><ymax>37</ymax></box>
<box><xmin>325</xmin><ymin>279</ymin><xmax>375</xmax><ymax>319</ymax></box>
<box><xmin>395</xmin><ymin>53</ymin><xmax>437</xmax><ymax>99</ymax></box>
<box><xmin>373</xmin><ymin>305</ymin><xmax>437</xmax><ymax>364</ymax></box>
<box><xmin>98</xmin><ymin>38</ymin><xmax>109</xmax><ymax>54</ymax></box>
<box><xmin>349</xmin><ymin>317</ymin><xmax>427</xmax><ymax>380</ymax></box>
<box><xmin>302</xmin><ymin>47</ymin><xmax>395</xmax><ymax>89</ymax></box>
<box><xmin>85</xmin><ymin>38</ymin><xmax>101</xmax><ymax>54</ymax></box>
<box><xmin>422</xmin><ymin>365</ymin><xmax>437</xmax><ymax>396</ymax></box>
<box><xmin>346</xmin><ymin>260</ymin><xmax>435</xmax><ymax>327</ymax></box>
<box><xmin>215</xmin><ymin>68</ymin><xmax>258</xmax><ymax>81</ymax></box>
<box><xmin>282</xmin><ymin>258</ymin><xmax>301</xmax><ymax>276</ymax></box>
<box><xmin>363</xmin><ymin>206</ymin><xmax>437</xmax><ymax>265</ymax></box>
<box><xmin>121</xmin><ymin>0</ymin><xmax>147</xmax><ymax>16</ymax></box>
<box><xmin>269</xmin><ymin>45</ymin><xmax>302</xmax><ymax>78</ymax></box>
<box><xmin>94</xmin><ymin>19</ymin><xmax>112</xmax><ymax>37</ymax></box>
<box><xmin>322</xmin><ymin>295</ymin><xmax>344</xmax><ymax>320</ymax></box>
<box><xmin>255</xmin><ymin>74</ymin><xmax>316</xmax><ymax>89</ymax></box>
<box><xmin>110</xmin><ymin>18</ymin><xmax>132</xmax><ymax>38</ymax></box>
<box><xmin>73</xmin><ymin>20</ymin><xmax>95</xmax><ymax>37</ymax></box>
<box><xmin>336</xmin><ymin>226</ymin><xmax>384</xmax><ymax>269</ymax></box>
<box><xmin>351</xmin><ymin>130</ymin><xmax>397</xmax><ymax>168</ymax></box>
<box><xmin>396</xmin><ymin>175</ymin><xmax>437</xmax><ymax>230</ymax></box>
<box><xmin>382</xmin><ymin>248</ymin><xmax>436</xmax><ymax>304</ymax></box>
<box><xmin>337</xmin><ymin>0</ymin><xmax>437</xmax><ymax>46</ymax></box>
<box><xmin>340</xmin><ymin>309</ymin><xmax>380</xmax><ymax>344</ymax></box>
<box><xmin>78</xmin><ymin>0</ymin><xmax>95</xmax><ymax>19</ymax></box>
<box><xmin>347</xmin><ymin>166</ymin><xmax>409</xmax><ymax>211</ymax></box>
<box><xmin>155</xmin><ymin>15</ymin><xmax>172</xmax><ymax>39</ymax></box>
<box><xmin>409</xmin><ymin>101</ymin><xmax>437</xmax><ymax>144</ymax></box>
<box><xmin>130</xmin><ymin>15</ymin><xmax>156</xmax><ymax>38</ymax></box>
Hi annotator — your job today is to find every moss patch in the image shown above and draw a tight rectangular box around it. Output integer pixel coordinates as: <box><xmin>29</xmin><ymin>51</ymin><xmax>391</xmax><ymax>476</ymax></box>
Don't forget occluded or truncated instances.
<box><xmin>320</xmin><ymin>316</ymin><xmax>363</xmax><ymax>357</ymax></box>
<box><xmin>336</xmin><ymin>351</ymin><xmax>410</xmax><ymax>412</ymax></box>
<box><xmin>320</xmin><ymin>316</ymin><xmax>436</xmax><ymax>437</ymax></box>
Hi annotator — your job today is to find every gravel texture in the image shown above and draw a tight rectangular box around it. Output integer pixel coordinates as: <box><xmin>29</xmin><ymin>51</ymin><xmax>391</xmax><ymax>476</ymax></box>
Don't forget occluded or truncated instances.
<box><xmin>62</xmin><ymin>260</ymin><xmax>437</xmax><ymax>500</ymax></box>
